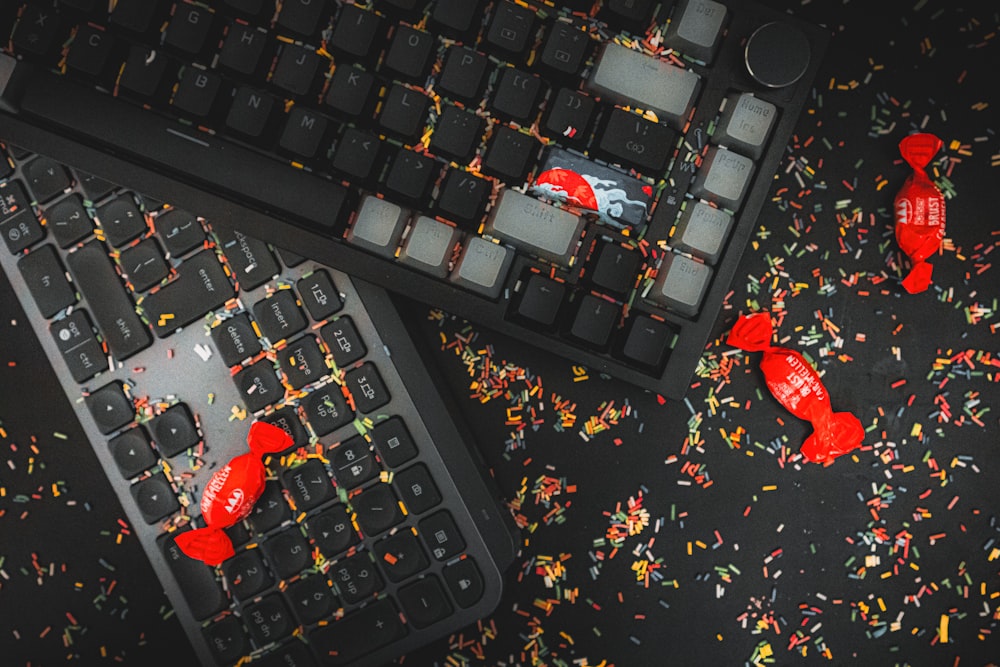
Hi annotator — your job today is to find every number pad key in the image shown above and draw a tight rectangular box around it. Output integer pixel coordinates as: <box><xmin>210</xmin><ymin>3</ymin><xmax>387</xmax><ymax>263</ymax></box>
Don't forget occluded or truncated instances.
<box><xmin>244</xmin><ymin>594</ymin><xmax>295</xmax><ymax>646</ymax></box>
<box><xmin>374</xmin><ymin>528</ymin><xmax>428</xmax><ymax>583</ymax></box>
<box><xmin>331</xmin><ymin>553</ymin><xmax>383</xmax><ymax>604</ymax></box>
<box><xmin>283</xmin><ymin>459</ymin><xmax>335</xmax><ymax>511</ymax></box>
<box><xmin>307</xmin><ymin>504</ymin><xmax>359</xmax><ymax>557</ymax></box>
<box><xmin>352</xmin><ymin>484</ymin><xmax>403</xmax><ymax>537</ymax></box>
<box><xmin>330</xmin><ymin>435</ymin><xmax>378</xmax><ymax>489</ymax></box>
<box><xmin>222</xmin><ymin>549</ymin><xmax>273</xmax><ymax>600</ymax></box>
<box><xmin>285</xmin><ymin>575</ymin><xmax>337</xmax><ymax>625</ymax></box>
<box><xmin>263</xmin><ymin>527</ymin><xmax>312</xmax><ymax>579</ymax></box>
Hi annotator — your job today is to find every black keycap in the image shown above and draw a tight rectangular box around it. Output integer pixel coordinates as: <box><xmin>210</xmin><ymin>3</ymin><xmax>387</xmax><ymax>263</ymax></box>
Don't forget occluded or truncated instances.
<box><xmin>307</xmin><ymin>505</ymin><xmax>358</xmax><ymax>556</ymax></box>
<box><xmin>302</xmin><ymin>386</ymin><xmax>353</xmax><ymax>435</ymax></box>
<box><xmin>329</xmin><ymin>553</ymin><xmax>383</xmax><ymax>604</ymax></box>
<box><xmin>211</xmin><ymin>313</ymin><xmax>261</xmax><ymax>367</ymax></box>
<box><xmin>543</xmin><ymin>88</ymin><xmax>596</xmax><ymax>145</ymax></box>
<box><xmin>50</xmin><ymin>310</ymin><xmax>104</xmax><ymax>383</ymax></box>
<box><xmin>370</xmin><ymin>418</ymin><xmax>417</xmax><ymax>468</ymax></box>
<box><xmin>276</xmin><ymin>247</ymin><xmax>306</xmax><ymax>268</ymax></box>
<box><xmin>617</xmin><ymin>315</ymin><xmax>674</xmax><ymax>370</ymax></box>
<box><xmin>260</xmin><ymin>406</ymin><xmax>308</xmax><ymax>449</ymax></box>
<box><xmin>443</xmin><ymin>557</ymin><xmax>484</xmax><ymax>608</ymax></box>
<box><xmin>430</xmin><ymin>0</ymin><xmax>483</xmax><ymax>39</ymax></box>
<box><xmin>73</xmin><ymin>172</ymin><xmax>116</xmax><ymax>203</ymax></box>
<box><xmin>297</xmin><ymin>270</ymin><xmax>341</xmax><ymax>321</ymax></box>
<box><xmin>163</xmin><ymin>3</ymin><xmax>214</xmax><ymax>55</ymax></box>
<box><xmin>378</xmin><ymin>84</ymin><xmax>429</xmax><ymax>143</ymax></box>
<box><xmin>234</xmin><ymin>360</ymin><xmax>284</xmax><ymax>413</ymax></box>
<box><xmin>18</xmin><ymin>244</ymin><xmax>75</xmax><ymax>317</ymax></box>
<box><xmin>513</xmin><ymin>274</ymin><xmax>566</xmax><ymax>330</ymax></box>
<box><xmin>226</xmin><ymin>86</ymin><xmax>280</xmax><ymax>142</ymax></box>
<box><xmin>590</xmin><ymin>241</ymin><xmax>640</xmax><ymax>297</ymax></box>
<box><xmin>224</xmin><ymin>0</ymin><xmax>265</xmax><ymax>16</ymax></box>
<box><xmin>222</xmin><ymin>549</ymin><xmax>273</xmax><ymax>599</ymax></box>
<box><xmin>108</xmin><ymin>427</ymin><xmax>157</xmax><ymax>478</ymax></box>
<box><xmin>283</xmin><ymin>459</ymin><xmax>335</xmax><ymax>511</ymax></box>
<box><xmin>131</xmin><ymin>473</ymin><xmax>180</xmax><ymax>523</ymax></box>
<box><xmin>490</xmin><ymin>67</ymin><xmax>545</xmax><ymax>124</ymax></box>
<box><xmin>430</xmin><ymin>106</ymin><xmax>483</xmax><ymax>163</ymax></box>
<box><xmin>345</xmin><ymin>363</ymin><xmax>391</xmax><ymax>414</ymax></box>
<box><xmin>382</xmin><ymin>149</ymin><xmax>436</xmax><ymax>204</ymax></box>
<box><xmin>203</xmin><ymin>615</ymin><xmax>250</xmax><ymax>665</ymax></box>
<box><xmin>109</xmin><ymin>0</ymin><xmax>161</xmax><ymax>34</ymax></box>
<box><xmin>437</xmin><ymin>169</ymin><xmax>490</xmax><ymax>228</ymax></box>
<box><xmin>482</xmin><ymin>126</ymin><xmax>538</xmax><ymax>183</ymax></box>
<box><xmin>150</xmin><ymin>403</ymin><xmax>199</xmax><ymax>457</ymax></box>
<box><xmin>254</xmin><ymin>289</ymin><xmax>307</xmax><ymax>343</ymax></box>
<box><xmin>278</xmin><ymin>108</ymin><xmax>335</xmax><ymax>160</ymax></box>
<box><xmin>485</xmin><ymin>2</ymin><xmax>536</xmax><ymax>61</ymax></box>
<box><xmin>331</xmin><ymin>128</ymin><xmax>383</xmax><ymax>182</ymax></box>
<box><xmin>375</xmin><ymin>529</ymin><xmax>428</xmax><ymax>582</ymax></box>
<box><xmin>249</xmin><ymin>481</ymin><xmax>291</xmax><ymax>534</ymax></box>
<box><xmin>263</xmin><ymin>528</ymin><xmax>312</xmax><ymax>579</ymax></box>
<box><xmin>277</xmin><ymin>0</ymin><xmax>329</xmax><ymax>36</ymax></box>
<box><xmin>65</xmin><ymin>24</ymin><xmax>116</xmax><ymax>80</ymax></box>
<box><xmin>382</xmin><ymin>25</ymin><xmax>435</xmax><ymax>83</ymax></box>
<box><xmin>395</xmin><ymin>464</ymin><xmax>441</xmax><ymax>515</ymax></box>
<box><xmin>437</xmin><ymin>46</ymin><xmax>487</xmax><ymax>103</ymax></box>
<box><xmin>119</xmin><ymin>238</ymin><xmax>169</xmax><ymax>292</ymax></box>
<box><xmin>142</xmin><ymin>250</ymin><xmax>236</xmax><ymax>337</ymax></box>
<box><xmin>245</xmin><ymin>594</ymin><xmax>295</xmax><ymax>645</ymax></box>
<box><xmin>44</xmin><ymin>195</ymin><xmax>92</xmax><ymax>248</ymax></box>
<box><xmin>420</xmin><ymin>511</ymin><xmax>465</xmax><ymax>561</ymax></box>
<box><xmin>398</xmin><ymin>575</ymin><xmax>452</xmax><ymax>628</ymax></box>
<box><xmin>24</xmin><ymin>157</ymin><xmax>72</xmax><ymax>203</ymax></box>
<box><xmin>219</xmin><ymin>23</ymin><xmax>269</xmax><ymax>76</ymax></box>
<box><xmin>65</xmin><ymin>241</ymin><xmax>151</xmax><ymax>359</ymax></box>
<box><xmin>172</xmin><ymin>67</ymin><xmax>223</xmax><ymax>118</ymax></box>
<box><xmin>12</xmin><ymin>5</ymin><xmax>65</xmax><ymax>60</ymax></box>
<box><xmin>285</xmin><ymin>576</ymin><xmax>337</xmax><ymax>625</ymax></box>
<box><xmin>596</xmin><ymin>108</ymin><xmax>677</xmax><ymax>175</ymax></box>
<box><xmin>601</xmin><ymin>0</ymin><xmax>657</xmax><ymax>31</ymax></box>
<box><xmin>324</xmin><ymin>65</ymin><xmax>376</xmax><ymax>119</ymax></box>
<box><xmin>353</xmin><ymin>484</ymin><xmax>403</xmax><ymax>541</ymax></box>
<box><xmin>320</xmin><ymin>317</ymin><xmax>367</xmax><ymax>368</ymax></box>
<box><xmin>377</xmin><ymin>0</ymin><xmax>422</xmax><ymax>21</ymax></box>
<box><xmin>280</xmin><ymin>335</ymin><xmax>329</xmax><ymax>389</ymax></box>
<box><xmin>217</xmin><ymin>227</ymin><xmax>279</xmax><ymax>290</ymax></box>
<box><xmin>309</xmin><ymin>598</ymin><xmax>405</xmax><ymax>665</ymax></box>
<box><xmin>154</xmin><ymin>208</ymin><xmax>204</xmax><ymax>256</ymax></box>
<box><xmin>566</xmin><ymin>294</ymin><xmax>619</xmax><ymax>349</ymax></box>
<box><xmin>330</xmin><ymin>435</ymin><xmax>378</xmax><ymax>490</ymax></box>
<box><xmin>329</xmin><ymin>5</ymin><xmax>383</xmax><ymax>62</ymax></box>
<box><xmin>226</xmin><ymin>522</ymin><xmax>251</xmax><ymax>548</ymax></box>
<box><xmin>159</xmin><ymin>532</ymin><xmax>228</xmax><ymax>620</ymax></box>
<box><xmin>96</xmin><ymin>196</ymin><xmax>146</xmax><ymax>248</ymax></box>
<box><xmin>272</xmin><ymin>43</ymin><xmax>323</xmax><ymax>96</ymax></box>
<box><xmin>1</xmin><ymin>181</ymin><xmax>45</xmax><ymax>253</ymax></box>
<box><xmin>256</xmin><ymin>642</ymin><xmax>319</xmax><ymax>667</ymax></box>
<box><xmin>119</xmin><ymin>45</ymin><xmax>173</xmax><ymax>100</ymax></box>
<box><xmin>540</xmin><ymin>21</ymin><xmax>591</xmax><ymax>76</ymax></box>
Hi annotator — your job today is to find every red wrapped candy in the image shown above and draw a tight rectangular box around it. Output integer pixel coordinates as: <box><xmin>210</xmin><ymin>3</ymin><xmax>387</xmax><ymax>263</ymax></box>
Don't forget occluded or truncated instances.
<box><xmin>727</xmin><ymin>313</ymin><xmax>864</xmax><ymax>464</ymax></box>
<box><xmin>894</xmin><ymin>132</ymin><xmax>945</xmax><ymax>294</ymax></box>
<box><xmin>175</xmin><ymin>421</ymin><xmax>292</xmax><ymax>565</ymax></box>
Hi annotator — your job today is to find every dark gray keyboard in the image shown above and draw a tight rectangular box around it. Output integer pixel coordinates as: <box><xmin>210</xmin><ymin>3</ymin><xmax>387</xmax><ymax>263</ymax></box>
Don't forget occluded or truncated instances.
<box><xmin>0</xmin><ymin>144</ymin><xmax>517</xmax><ymax>667</ymax></box>
<box><xmin>0</xmin><ymin>0</ymin><xmax>828</xmax><ymax>399</ymax></box>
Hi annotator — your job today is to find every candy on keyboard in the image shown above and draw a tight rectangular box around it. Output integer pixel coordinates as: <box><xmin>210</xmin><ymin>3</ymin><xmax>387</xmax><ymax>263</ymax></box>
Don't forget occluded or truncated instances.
<box><xmin>727</xmin><ymin>313</ymin><xmax>864</xmax><ymax>464</ymax></box>
<box><xmin>894</xmin><ymin>132</ymin><xmax>945</xmax><ymax>294</ymax></box>
<box><xmin>175</xmin><ymin>422</ymin><xmax>292</xmax><ymax>565</ymax></box>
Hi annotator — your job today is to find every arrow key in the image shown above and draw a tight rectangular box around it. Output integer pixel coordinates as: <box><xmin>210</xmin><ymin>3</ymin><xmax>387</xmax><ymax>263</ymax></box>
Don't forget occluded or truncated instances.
<box><xmin>615</xmin><ymin>315</ymin><xmax>676</xmax><ymax>372</ymax></box>
<box><xmin>150</xmin><ymin>403</ymin><xmax>200</xmax><ymax>458</ymax></box>
<box><xmin>564</xmin><ymin>293</ymin><xmax>620</xmax><ymax>351</ymax></box>
<box><xmin>130</xmin><ymin>472</ymin><xmax>179</xmax><ymax>523</ymax></box>
<box><xmin>108</xmin><ymin>426</ymin><xmax>157</xmax><ymax>478</ymax></box>
<box><xmin>306</xmin><ymin>504</ymin><xmax>358</xmax><ymax>558</ymax></box>
<box><xmin>511</xmin><ymin>273</ymin><xmax>566</xmax><ymax>332</ymax></box>
<box><xmin>85</xmin><ymin>382</ymin><xmax>134</xmax><ymax>434</ymax></box>
<box><xmin>285</xmin><ymin>575</ymin><xmax>337</xmax><ymax>625</ymax></box>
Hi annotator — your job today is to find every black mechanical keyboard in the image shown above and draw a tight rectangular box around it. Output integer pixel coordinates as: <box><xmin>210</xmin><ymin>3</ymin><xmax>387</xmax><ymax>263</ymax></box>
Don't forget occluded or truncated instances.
<box><xmin>0</xmin><ymin>144</ymin><xmax>518</xmax><ymax>666</ymax></box>
<box><xmin>0</xmin><ymin>0</ymin><xmax>828</xmax><ymax>399</ymax></box>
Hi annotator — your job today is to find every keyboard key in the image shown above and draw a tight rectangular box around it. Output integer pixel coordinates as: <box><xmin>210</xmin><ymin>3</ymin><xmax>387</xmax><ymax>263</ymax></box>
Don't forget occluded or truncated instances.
<box><xmin>76</xmin><ymin>171</ymin><xmax>117</xmax><ymax>203</ymax></box>
<box><xmin>253</xmin><ymin>289</ymin><xmax>308</xmax><ymax>343</ymax></box>
<box><xmin>429</xmin><ymin>106</ymin><xmax>483</xmax><ymax>163</ymax></box>
<box><xmin>485</xmin><ymin>1</ymin><xmax>536</xmax><ymax>61</ymax></box>
<box><xmin>108</xmin><ymin>427</ymin><xmax>157</xmax><ymax>478</ymax></box>
<box><xmin>119</xmin><ymin>238</ymin><xmax>169</xmax><ymax>291</ymax></box>
<box><xmin>66</xmin><ymin>24</ymin><xmax>115</xmax><ymax>80</ymax></box>
<box><xmin>297</xmin><ymin>270</ymin><xmax>342</xmax><ymax>321</ymax></box>
<box><xmin>330</xmin><ymin>553</ymin><xmax>383</xmax><ymax>604</ymax></box>
<box><xmin>595</xmin><ymin>107</ymin><xmax>676</xmax><ymax>175</ymax></box>
<box><xmin>234</xmin><ymin>360</ymin><xmax>284</xmax><ymax>413</ymax></box>
<box><xmin>276</xmin><ymin>0</ymin><xmax>328</xmax><ymax>36</ymax></box>
<box><xmin>586</xmin><ymin>42</ymin><xmax>701</xmax><ymax>130</ymax></box>
<box><xmin>713</xmin><ymin>92</ymin><xmax>778</xmax><ymax>160</ymax></box>
<box><xmin>443</xmin><ymin>558</ymin><xmax>484</xmax><ymax>608</ymax></box>
<box><xmin>278</xmin><ymin>107</ymin><xmax>335</xmax><ymax>160</ymax></box>
<box><xmin>383</xmin><ymin>149</ymin><xmax>437</xmax><ymax>205</ymax></box>
<box><xmin>345</xmin><ymin>362</ymin><xmax>391</xmax><ymax>414</ymax></box>
<box><xmin>203</xmin><ymin>615</ymin><xmax>250</xmax><ymax>665</ymax></box>
<box><xmin>283</xmin><ymin>459</ymin><xmax>335</xmax><ymax>511</ymax></box>
<box><xmin>249</xmin><ymin>481</ymin><xmax>291</xmax><ymax>534</ymax></box>
<box><xmin>589</xmin><ymin>241</ymin><xmax>640</xmax><ymax>297</ymax></box>
<box><xmin>43</xmin><ymin>195</ymin><xmax>92</xmax><ymax>248</ymax></box>
<box><xmin>219</xmin><ymin>22</ymin><xmax>269</xmax><ymax>76</ymax></box>
<box><xmin>382</xmin><ymin>25</ymin><xmax>435</xmax><ymax>83</ymax></box>
<box><xmin>566</xmin><ymin>294</ymin><xmax>619</xmax><ymax>349</ymax></box>
<box><xmin>670</xmin><ymin>201</ymin><xmax>733</xmax><ymax>264</ymax></box>
<box><xmin>490</xmin><ymin>67</ymin><xmax>545</xmax><ymax>124</ymax></box>
<box><xmin>430</xmin><ymin>0</ymin><xmax>483</xmax><ymax>39</ymax></box>
<box><xmin>485</xmin><ymin>189</ymin><xmax>585</xmax><ymax>267</ymax></box>
<box><xmin>150</xmin><ymin>403</ymin><xmax>199</xmax><ymax>457</ymax></box>
<box><xmin>307</xmin><ymin>505</ymin><xmax>358</xmax><ymax>557</ymax></box>
<box><xmin>226</xmin><ymin>85</ymin><xmax>280</xmax><ymax>141</ymax></box>
<box><xmin>542</xmin><ymin>88</ymin><xmax>595</xmax><ymax>145</ymax></box>
<box><xmin>482</xmin><ymin>125</ymin><xmax>539</xmax><ymax>183</ymax></box>
<box><xmin>649</xmin><ymin>252</ymin><xmax>712</xmax><ymax>316</ymax></box>
<box><xmin>302</xmin><ymin>386</ymin><xmax>353</xmax><ymax>435</ymax></box>
<box><xmin>119</xmin><ymin>45</ymin><xmax>174</xmax><ymax>100</ymax></box>
<box><xmin>663</xmin><ymin>0</ymin><xmax>727</xmax><ymax>63</ymax></box>
<box><xmin>436</xmin><ymin>169</ymin><xmax>490</xmax><ymax>228</ymax></box>
<box><xmin>399</xmin><ymin>216</ymin><xmax>461</xmax><ymax>279</ymax></box>
<box><xmin>50</xmin><ymin>310</ymin><xmax>105</xmax><ymax>382</ymax></box>
<box><xmin>163</xmin><ymin>3</ymin><xmax>215</xmax><ymax>56</ymax></box>
<box><xmin>272</xmin><ymin>43</ymin><xmax>323</xmax><ymax>96</ymax></box>
<box><xmin>222</xmin><ymin>549</ymin><xmax>273</xmax><ymax>600</ymax></box>
<box><xmin>437</xmin><ymin>46</ymin><xmax>488</xmax><ymax>103</ymax></box>
<box><xmin>329</xmin><ymin>4</ymin><xmax>383</xmax><ymax>62</ymax></box>
<box><xmin>420</xmin><ymin>510</ymin><xmax>465</xmax><ymax>561</ymax></box>
<box><xmin>324</xmin><ymin>65</ymin><xmax>377</xmax><ymax>119</ymax></box>
<box><xmin>347</xmin><ymin>196</ymin><xmax>408</xmax><ymax>259</ymax></box>
<box><xmin>370</xmin><ymin>418</ymin><xmax>417</xmax><ymax>468</ymax></box>
<box><xmin>398</xmin><ymin>575</ymin><xmax>452</xmax><ymax>628</ymax></box>
<box><xmin>109</xmin><ymin>0</ymin><xmax>161</xmax><ymax>34</ymax></box>
<box><xmin>66</xmin><ymin>240</ymin><xmax>152</xmax><ymax>359</ymax></box>
<box><xmin>330</xmin><ymin>435</ymin><xmax>378</xmax><ymax>490</ymax></box>
<box><xmin>211</xmin><ymin>313</ymin><xmax>262</xmax><ymax>367</ymax></box>
<box><xmin>352</xmin><ymin>484</ymin><xmax>403</xmax><ymax>536</ymax></box>
<box><xmin>331</xmin><ymin>128</ymin><xmax>383</xmax><ymax>182</ymax></box>
<box><xmin>375</xmin><ymin>529</ymin><xmax>428</xmax><ymax>582</ymax></box>
<box><xmin>24</xmin><ymin>156</ymin><xmax>72</xmax><ymax>203</ymax></box>
<box><xmin>131</xmin><ymin>473</ymin><xmax>180</xmax><ymax>523</ymax></box>
<box><xmin>1</xmin><ymin>181</ymin><xmax>44</xmax><ymax>253</ymax></box>
<box><xmin>285</xmin><ymin>575</ymin><xmax>337</xmax><ymax>625</ymax></box>
<box><xmin>159</xmin><ymin>532</ymin><xmax>228</xmax><ymax>620</ymax></box>
<box><xmin>256</xmin><ymin>642</ymin><xmax>318</xmax><ymax>667</ymax></box>
<box><xmin>320</xmin><ymin>317</ymin><xmax>367</xmax><ymax>368</ymax></box>
<box><xmin>395</xmin><ymin>464</ymin><xmax>441</xmax><ymax>515</ymax></box>
<box><xmin>95</xmin><ymin>196</ymin><xmax>146</xmax><ymax>247</ymax></box>
<box><xmin>448</xmin><ymin>237</ymin><xmax>513</xmax><ymax>299</ymax></box>
<box><xmin>12</xmin><ymin>5</ymin><xmax>66</xmax><ymax>60</ymax></box>
<box><xmin>309</xmin><ymin>598</ymin><xmax>405</xmax><ymax>664</ymax></box>
<box><xmin>18</xmin><ymin>244</ymin><xmax>76</xmax><ymax>317</ymax></box>
<box><xmin>689</xmin><ymin>147</ymin><xmax>756</xmax><ymax>211</ymax></box>
<box><xmin>539</xmin><ymin>21</ymin><xmax>591</xmax><ymax>76</ymax></box>
<box><xmin>280</xmin><ymin>336</ymin><xmax>329</xmax><ymax>389</ymax></box>
<box><xmin>245</xmin><ymin>594</ymin><xmax>295</xmax><ymax>645</ymax></box>
<box><xmin>154</xmin><ymin>209</ymin><xmax>204</xmax><ymax>256</ymax></box>
<box><xmin>513</xmin><ymin>273</ymin><xmax>566</xmax><ymax>330</ymax></box>
<box><xmin>143</xmin><ymin>249</ymin><xmax>236</xmax><ymax>337</ymax></box>
<box><xmin>600</xmin><ymin>0</ymin><xmax>656</xmax><ymax>31</ymax></box>
<box><xmin>261</xmin><ymin>406</ymin><xmax>309</xmax><ymax>449</ymax></box>
<box><xmin>262</xmin><ymin>528</ymin><xmax>312</xmax><ymax>579</ymax></box>
<box><xmin>217</xmin><ymin>227</ymin><xmax>279</xmax><ymax>290</ymax></box>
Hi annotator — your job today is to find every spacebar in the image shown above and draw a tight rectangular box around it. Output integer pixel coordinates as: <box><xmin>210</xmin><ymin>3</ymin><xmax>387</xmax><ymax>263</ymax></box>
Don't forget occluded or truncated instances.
<box><xmin>15</xmin><ymin>70</ymin><xmax>348</xmax><ymax>228</ymax></box>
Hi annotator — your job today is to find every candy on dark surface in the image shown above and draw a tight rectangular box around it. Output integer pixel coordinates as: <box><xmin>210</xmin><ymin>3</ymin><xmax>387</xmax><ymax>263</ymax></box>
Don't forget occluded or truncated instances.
<box><xmin>894</xmin><ymin>132</ymin><xmax>945</xmax><ymax>294</ymax></box>
<box><xmin>727</xmin><ymin>312</ymin><xmax>864</xmax><ymax>464</ymax></box>
<box><xmin>175</xmin><ymin>421</ymin><xmax>292</xmax><ymax>565</ymax></box>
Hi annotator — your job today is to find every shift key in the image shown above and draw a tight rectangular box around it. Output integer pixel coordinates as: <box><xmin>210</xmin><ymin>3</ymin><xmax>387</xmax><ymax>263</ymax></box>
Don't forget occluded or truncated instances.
<box><xmin>65</xmin><ymin>240</ymin><xmax>151</xmax><ymax>360</ymax></box>
<box><xmin>142</xmin><ymin>250</ymin><xmax>235</xmax><ymax>337</ymax></box>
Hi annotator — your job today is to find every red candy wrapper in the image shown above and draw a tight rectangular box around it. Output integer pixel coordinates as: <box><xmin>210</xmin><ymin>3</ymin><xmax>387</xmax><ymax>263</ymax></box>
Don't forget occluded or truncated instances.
<box><xmin>175</xmin><ymin>422</ymin><xmax>292</xmax><ymax>565</ymax></box>
<box><xmin>894</xmin><ymin>132</ymin><xmax>945</xmax><ymax>294</ymax></box>
<box><xmin>727</xmin><ymin>313</ymin><xmax>864</xmax><ymax>464</ymax></box>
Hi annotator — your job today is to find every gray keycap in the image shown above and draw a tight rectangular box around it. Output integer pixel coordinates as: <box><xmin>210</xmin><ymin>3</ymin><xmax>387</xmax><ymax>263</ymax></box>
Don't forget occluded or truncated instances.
<box><xmin>399</xmin><ymin>216</ymin><xmax>461</xmax><ymax>278</ymax></box>
<box><xmin>485</xmin><ymin>189</ymin><xmax>585</xmax><ymax>267</ymax></box>
<box><xmin>670</xmin><ymin>201</ymin><xmax>733</xmax><ymax>265</ymax></box>
<box><xmin>585</xmin><ymin>42</ymin><xmax>701</xmax><ymax>129</ymax></box>
<box><xmin>649</xmin><ymin>252</ymin><xmax>712</xmax><ymax>317</ymax></box>
<box><xmin>713</xmin><ymin>93</ymin><xmax>777</xmax><ymax>159</ymax></box>
<box><xmin>664</xmin><ymin>0</ymin><xmax>728</xmax><ymax>63</ymax></box>
<box><xmin>449</xmin><ymin>236</ymin><xmax>513</xmax><ymax>298</ymax></box>
<box><xmin>689</xmin><ymin>147</ymin><xmax>755</xmax><ymax>211</ymax></box>
<box><xmin>347</xmin><ymin>196</ymin><xmax>408</xmax><ymax>258</ymax></box>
